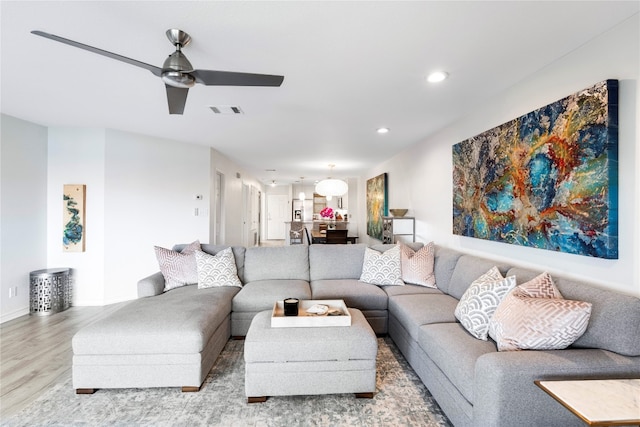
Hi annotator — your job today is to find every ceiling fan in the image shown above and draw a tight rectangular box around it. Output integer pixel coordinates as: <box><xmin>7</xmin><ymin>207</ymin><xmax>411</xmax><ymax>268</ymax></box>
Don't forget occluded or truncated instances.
<box><xmin>31</xmin><ymin>29</ymin><xmax>284</xmax><ymax>115</ymax></box>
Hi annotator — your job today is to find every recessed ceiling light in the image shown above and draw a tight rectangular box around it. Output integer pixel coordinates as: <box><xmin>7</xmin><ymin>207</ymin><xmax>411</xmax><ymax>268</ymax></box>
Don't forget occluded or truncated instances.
<box><xmin>427</xmin><ymin>71</ymin><xmax>449</xmax><ymax>83</ymax></box>
<box><xmin>377</xmin><ymin>127</ymin><xmax>390</xmax><ymax>134</ymax></box>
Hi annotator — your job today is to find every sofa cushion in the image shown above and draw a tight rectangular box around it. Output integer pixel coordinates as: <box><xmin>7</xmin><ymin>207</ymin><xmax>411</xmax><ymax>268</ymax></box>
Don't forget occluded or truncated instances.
<box><xmin>455</xmin><ymin>267</ymin><xmax>517</xmax><ymax>340</ymax></box>
<box><xmin>383</xmin><ymin>283</ymin><xmax>442</xmax><ymax>297</ymax></box>
<box><xmin>195</xmin><ymin>248</ymin><xmax>242</xmax><ymax>288</ymax></box>
<box><xmin>432</xmin><ymin>246</ymin><xmax>463</xmax><ymax>294</ymax></box>
<box><xmin>309</xmin><ymin>244</ymin><xmax>367</xmax><ymax>280</ymax></box>
<box><xmin>387</xmin><ymin>293</ymin><xmax>458</xmax><ymax>341</ymax></box>
<box><xmin>447</xmin><ymin>255</ymin><xmax>511</xmax><ymax>300</ymax></box>
<box><xmin>155</xmin><ymin>240</ymin><xmax>201</xmax><ymax>291</ymax></box>
<box><xmin>310</xmin><ymin>279</ymin><xmax>388</xmax><ymax>311</ymax></box>
<box><xmin>244</xmin><ymin>246</ymin><xmax>309</xmax><ymax>283</ymax></box>
<box><xmin>507</xmin><ymin>267</ymin><xmax>640</xmax><ymax>357</ymax></box>
<box><xmin>232</xmin><ymin>279</ymin><xmax>311</xmax><ymax>312</ymax></box>
<box><xmin>418</xmin><ymin>322</ymin><xmax>497</xmax><ymax>405</ymax></box>
<box><xmin>399</xmin><ymin>242</ymin><xmax>436</xmax><ymax>288</ymax></box>
<box><xmin>489</xmin><ymin>273</ymin><xmax>592</xmax><ymax>351</ymax></box>
<box><xmin>73</xmin><ymin>285</ymin><xmax>239</xmax><ymax>355</ymax></box>
<box><xmin>360</xmin><ymin>246</ymin><xmax>404</xmax><ymax>286</ymax></box>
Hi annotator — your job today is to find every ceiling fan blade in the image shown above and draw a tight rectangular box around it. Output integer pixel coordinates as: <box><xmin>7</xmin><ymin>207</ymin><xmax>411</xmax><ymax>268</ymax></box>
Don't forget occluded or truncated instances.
<box><xmin>191</xmin><ymin>70</ymin><xmax>284</xmax><ymax>87</ymax></box>
<box><xmin>31</xmin><ymin>30</ymin><xmax>162</xmax><ymax>77</ymax></box>
<box><xmin>165</xmin><ymin>85</ymin><xmax>189</xmax><ymax>115</ymax></box>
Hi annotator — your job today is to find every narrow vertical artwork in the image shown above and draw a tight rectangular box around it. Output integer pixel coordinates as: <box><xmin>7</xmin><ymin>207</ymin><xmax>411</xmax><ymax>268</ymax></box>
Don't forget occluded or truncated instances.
<box><xmin>452</xmin><ymin>80</ymin><xmax>618</xmax><ymax>259</ymax></box>
<box><xmin>367</xmin><ymin>173</ymin><xmax>388</xmax><ymax>241</ymax></box>
<box><xmin>63</xmin><ymin>184</ymin><xmax>86</xmax><ymax>252</ymax></box>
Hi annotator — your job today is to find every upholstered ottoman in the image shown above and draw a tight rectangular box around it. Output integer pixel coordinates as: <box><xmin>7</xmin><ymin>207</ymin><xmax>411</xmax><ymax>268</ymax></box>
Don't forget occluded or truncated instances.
<box><xmin>244</xmin><ymin>308</ymin><xmax>378</xmax><ymax>402</ymax></box>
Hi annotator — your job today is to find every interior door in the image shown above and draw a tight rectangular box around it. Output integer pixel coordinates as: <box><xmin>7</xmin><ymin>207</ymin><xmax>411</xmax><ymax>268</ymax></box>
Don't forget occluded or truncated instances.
<box><xmin>266</xmin><ymin>194</ymin><xmax>288</xmax><ymax>240</ymax></box>
<box><xmin>214</xmin><ymin>172</ymin><xmax>223</xmax><ymax>244</ymax></box>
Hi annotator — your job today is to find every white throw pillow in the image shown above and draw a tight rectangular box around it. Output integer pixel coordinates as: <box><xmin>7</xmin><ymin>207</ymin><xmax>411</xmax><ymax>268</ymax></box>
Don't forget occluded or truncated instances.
<box><xmin>455</xmin><ymin>266</ymin><xmax>516</xmax><ymax>340</ymax></box>
<box><xmin>360</xmin><ymin>245</ymin><xmax>404</xmax><ymax>286</ymax></box>
<box><xmin>195</xmin><ymin>248</ymin><xmax>242</xmax><ymax>288</ymax></box>
<box><xmin>488</xmin><ymin>272</ymin><xmax>592</xmax><ymax>351</ymax></box>
<box><xmin>155</xmin><ymin>240</ymin><xmax>201</xmax><ymax>292</ymax></box>
<box><xmin>400</xmin><ymin>242</ymin><xmax>436</xmax><ymax>288</ymax></box>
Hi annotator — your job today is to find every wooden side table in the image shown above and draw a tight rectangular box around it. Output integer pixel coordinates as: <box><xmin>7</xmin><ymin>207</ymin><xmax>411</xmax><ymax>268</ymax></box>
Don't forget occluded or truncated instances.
<box><xmin>535</xmin><ymin>379</ymin><xmax>640</xmax><ymax>426</ymax></box>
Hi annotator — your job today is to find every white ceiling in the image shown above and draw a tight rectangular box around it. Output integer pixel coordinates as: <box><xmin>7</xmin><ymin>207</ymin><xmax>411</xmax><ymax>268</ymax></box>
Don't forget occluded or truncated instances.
<box><xmin>2</xmin><ymin>1</ymin><xmax>638</xmax><ymax>185</ymax></box>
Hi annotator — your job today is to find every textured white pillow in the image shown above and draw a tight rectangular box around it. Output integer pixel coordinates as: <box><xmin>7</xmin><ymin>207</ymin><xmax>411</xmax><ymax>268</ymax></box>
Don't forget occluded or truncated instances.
<box><xmin>455</xmin><ymin>266</ymin><xmax>517</xmax><ymax>340</ymax></box>
<box><xmin>195</xmin><ymin>248</ymin><xmax>242</xmax><ymax>288</ymax></box>
<box><xmin>400</xmin><ymin>242</ymin><xmax>436</xmax><ymax>288</ymax></box>
<box><xmin>155</xmin><ymin>240</ymin><xmax>201</xmax><ymax>292</ymax></box>
<box><xmin>489</xmin><ymin>272</ymin><xmax>592</xmax><ymax>351</ymax></box>
<box><xmin>360</xmin><ymin>245</ymin><xmax>404</xmax><ymax>286</ymax></box>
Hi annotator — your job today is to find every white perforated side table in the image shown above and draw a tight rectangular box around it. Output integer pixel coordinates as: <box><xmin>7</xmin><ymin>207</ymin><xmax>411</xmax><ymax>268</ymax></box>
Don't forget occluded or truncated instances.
<box><xmin>29</xmin><ymin>268</ymin><xmax>72</xmax><ymax>316</ymax></box>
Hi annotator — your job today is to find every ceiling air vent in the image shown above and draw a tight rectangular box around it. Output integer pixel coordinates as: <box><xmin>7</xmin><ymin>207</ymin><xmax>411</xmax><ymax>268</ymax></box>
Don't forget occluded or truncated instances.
<box><xmin>209</xmin><ymin>105</ymin><xmax>244</xmax><ymax>115</ymax></box>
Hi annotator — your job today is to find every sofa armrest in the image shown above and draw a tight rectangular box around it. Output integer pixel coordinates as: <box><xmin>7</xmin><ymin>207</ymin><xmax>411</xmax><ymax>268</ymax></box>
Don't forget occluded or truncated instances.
<box><xmin>473</xmin><ymin>349</ymin><xmax>640</xmax><ymax>427</ymax></box>
<box><xmin>137</xmin><ymin>272</ymin><xmax>165</xmax><ymax>298</ymax></box>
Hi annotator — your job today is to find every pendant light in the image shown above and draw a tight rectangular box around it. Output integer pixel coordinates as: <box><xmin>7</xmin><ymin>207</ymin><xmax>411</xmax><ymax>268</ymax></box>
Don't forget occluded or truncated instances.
<box><xmin>298</xmin><ymin>177</ymin><xmax>306</xmax><ymax>201</ymax></box>
<box><xmin>315</xmin><ymin>164</ymin><xmax>348</xmax><ymax>201</ymax></box>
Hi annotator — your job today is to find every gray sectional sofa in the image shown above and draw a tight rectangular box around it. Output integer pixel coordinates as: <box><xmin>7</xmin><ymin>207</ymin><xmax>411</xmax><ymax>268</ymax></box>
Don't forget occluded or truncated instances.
<box><xmin>72</xmin><ymin>243</ymin><xmax>640</xmax><ymax>426</ymax></box>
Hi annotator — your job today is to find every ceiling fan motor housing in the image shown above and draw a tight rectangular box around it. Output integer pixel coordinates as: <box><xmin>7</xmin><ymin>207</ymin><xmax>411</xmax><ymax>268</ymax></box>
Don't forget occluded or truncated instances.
<box><xmin>162</xmin><ymin>50</ymin><xmax>195</xmax><ymax>88</ymax></box>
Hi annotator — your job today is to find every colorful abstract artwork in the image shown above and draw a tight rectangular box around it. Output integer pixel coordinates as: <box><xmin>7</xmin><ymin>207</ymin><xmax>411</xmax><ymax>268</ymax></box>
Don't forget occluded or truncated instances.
<box><xmin>367</xmin><ymin>173</ymin><xmax>388</xmax><ymax>240</ymax></box>
<box><xmin>63</xmin><ymin>184</ymin><xmax>86</xmax><ymax>252</ymax></box>
<box><xmin>452</xmin><ymin>80</ymin><xmax>618</xmax><ymax>259</ymax></box>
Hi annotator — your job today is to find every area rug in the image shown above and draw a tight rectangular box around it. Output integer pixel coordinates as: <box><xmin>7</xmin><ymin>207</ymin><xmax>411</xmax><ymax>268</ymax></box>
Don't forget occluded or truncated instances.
<box><xmin>4</xmin><ymin>337</ymin><xmax>452</xmax><ymax>426</ymax></box>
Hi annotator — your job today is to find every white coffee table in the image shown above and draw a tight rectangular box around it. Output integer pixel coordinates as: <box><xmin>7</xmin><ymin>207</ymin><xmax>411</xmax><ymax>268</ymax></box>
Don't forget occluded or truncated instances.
<box><xmin>535</xmin><ymin>379</ymin><xmax>640</xmax><ymax>426</ymax></box>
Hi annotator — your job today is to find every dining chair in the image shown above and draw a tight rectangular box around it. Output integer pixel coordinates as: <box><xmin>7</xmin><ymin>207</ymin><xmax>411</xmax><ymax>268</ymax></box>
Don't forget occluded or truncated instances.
<box><xmin>290</xmin><ymin>222</ymin><xmax>304</xmax><ymax>245</ymax></box>
<box><xmin>325</xmin><ymin>229</ymin><xmax>348</xmax><ymax>244</ymax></box>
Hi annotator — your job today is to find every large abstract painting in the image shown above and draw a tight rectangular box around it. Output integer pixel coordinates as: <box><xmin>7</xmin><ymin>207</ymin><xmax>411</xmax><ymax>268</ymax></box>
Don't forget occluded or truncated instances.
<box><xmin>63</xmin><ymin>184</ymin><xmax>86</xmax><ymax>252</ymax></box>
<box><xmin>367</xmin><ymin>173</ymin><xmax>388</xmax><ymax>241</ymax></box>
<box><xmin>452</xmin><ymin>80</ymin><xmax>618</xmax><ymax>259</ymax></box>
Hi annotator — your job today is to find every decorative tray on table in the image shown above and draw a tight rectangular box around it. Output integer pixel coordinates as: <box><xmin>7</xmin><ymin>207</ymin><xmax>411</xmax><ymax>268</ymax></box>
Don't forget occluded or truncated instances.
<box><xmin>271</xmin><ymin>299</ymin><xmax>351</xmax><ymax>328</ymax></box>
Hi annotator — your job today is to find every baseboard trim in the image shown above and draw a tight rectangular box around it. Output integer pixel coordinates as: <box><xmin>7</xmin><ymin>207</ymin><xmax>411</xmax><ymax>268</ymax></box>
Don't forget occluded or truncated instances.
<box><xmin>1</xmin><ymin>306</ymin><xmax>29</xmax><ymax>324</ymax></box>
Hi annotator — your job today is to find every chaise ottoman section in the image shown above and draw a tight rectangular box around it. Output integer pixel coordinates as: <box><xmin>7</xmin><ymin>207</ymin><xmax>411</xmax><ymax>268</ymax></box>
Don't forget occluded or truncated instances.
<box><xmin>72</xmin><ymin>285</ymin><xmax>239</xmax><ymax>393</ymax></box>
<box><xmin>244</xmin><ymin>308</ymin><xmax>378</xmax><ymax>401</ymax></box>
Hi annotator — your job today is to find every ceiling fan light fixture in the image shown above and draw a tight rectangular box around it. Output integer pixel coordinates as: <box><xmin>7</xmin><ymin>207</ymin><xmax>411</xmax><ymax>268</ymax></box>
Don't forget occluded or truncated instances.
<box><xmin>161</xmin><ymin>71</ymin><xmax>195</xmax><ymax>88</ymax></box>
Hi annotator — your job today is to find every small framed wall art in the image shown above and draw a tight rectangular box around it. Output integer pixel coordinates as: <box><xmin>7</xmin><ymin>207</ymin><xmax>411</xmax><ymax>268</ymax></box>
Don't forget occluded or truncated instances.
<box><xmin>63</xmin><ymin>184</ymin><xmax>86</xmax><ymax>252</ymax></box>
<box><xmin>366</xmin><ymin>173</ymin><xmax>388</xmax><ymax>241</ymax></box>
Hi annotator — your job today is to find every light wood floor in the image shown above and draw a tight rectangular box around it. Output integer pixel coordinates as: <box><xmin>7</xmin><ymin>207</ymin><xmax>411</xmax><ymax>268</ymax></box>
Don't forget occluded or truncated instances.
<box><xmin>0</xmin><ymin>303</ymin><xmax>127</xmax><ymax>418</ymax></box>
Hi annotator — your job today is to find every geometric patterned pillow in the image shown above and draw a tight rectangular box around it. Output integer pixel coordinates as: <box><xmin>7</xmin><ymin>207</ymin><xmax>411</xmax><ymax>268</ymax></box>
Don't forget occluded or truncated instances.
<box><xmin>154</xmin><ymin>240</ymin><xmax>201</xmax><ymax>292</ymax></box>
<box><xmin>360</xmin><ymin>245</ymin><xmax>404</xmax><ymax>286</ymax></box>
<box><xmin>195</xmin><ymin>248</ymin><xmax>242</xmax><ymax>288</ymax></box>
<box><xmin>455</xmin><ymin>266</ymin><xmax>517</xmax><ymax>340</ymax></box>
<box><xmin>488</xmin><ymin>273</ymin><xmax>592</xmax><ymax>351</ymax></box>
<box><xmin>400</xmin><ymin>242</ymin><xmax>436</xmax><ymax>288</ymax></box>
<box><xmin>513</xmin><ymin>271</ymin><xmax>563</xmax><ymax>299</ymax></box>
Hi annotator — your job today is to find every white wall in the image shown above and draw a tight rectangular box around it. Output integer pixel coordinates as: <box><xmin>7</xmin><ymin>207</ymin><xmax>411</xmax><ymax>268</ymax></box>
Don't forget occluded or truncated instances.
<box><xmin>47</xmin><ymin>128</ymin><xmax>260</xmax><ymax>305</ymax></box>
<box><xmin>47</xmin><ymin>127</ymin><xmax>107</xmax><ymax>306</ymax></box>
<box><xmin>360</xmin><ymin>15</ymin><xmax>640</xmax><ymax>296</ymax></box>
<box><xmin>103</xmin><ymin>129</ymin><xmax>210</xmax><ymax>303</ymax></box>
<box><xmin>0</xmin><ymin>115</ymin><xmax>48</xmax><ymax>322</ymax></box>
